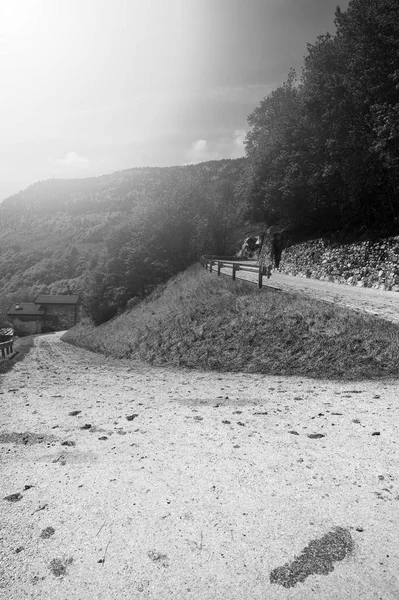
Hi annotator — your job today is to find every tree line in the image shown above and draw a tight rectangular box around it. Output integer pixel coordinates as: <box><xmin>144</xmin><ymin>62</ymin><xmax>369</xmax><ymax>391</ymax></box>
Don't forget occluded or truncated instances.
<box><xmin>239</xmin><ymin>0</ymin><xmax>399</xmax><ymax>238</ymax></box>
<box><xmin>0</xmin><ymin>160</ymin><xmax>246</xmax><ymax>327</ymax></box>
<box><xmin>79</xmin><ymin>167</ymin><xmax>245</xmax><ymax>324</ymax></box>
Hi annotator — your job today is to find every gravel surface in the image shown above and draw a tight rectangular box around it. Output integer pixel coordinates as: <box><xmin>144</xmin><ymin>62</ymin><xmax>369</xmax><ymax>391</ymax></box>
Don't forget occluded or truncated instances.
<box><xmin>1</xmin><ymin>332</ymin><xmax>399</xmax><ymax>599</ymax></box>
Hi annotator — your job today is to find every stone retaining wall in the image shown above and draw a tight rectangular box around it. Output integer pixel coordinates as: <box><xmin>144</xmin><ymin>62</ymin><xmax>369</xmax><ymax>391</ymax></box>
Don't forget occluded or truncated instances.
<box><xmin>275</xmin><ymin>237</ymin><xmax>399</xmax><ymax>291</ymax></box>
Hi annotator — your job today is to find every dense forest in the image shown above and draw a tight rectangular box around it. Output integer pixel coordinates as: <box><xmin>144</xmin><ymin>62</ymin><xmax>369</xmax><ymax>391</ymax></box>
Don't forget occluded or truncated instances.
<box><xmin>1</xmin><ymin>0</ymin><xmax>398</xmax><ymax>326</ymax></box>
<box><xmin>242</xmin><ymin>0</ymin><xmax>399</xmax><ymax>236</ymax></box>
<box><xmin>0</xmin><ymin>160</ymin><xmax>246</xmax><ymax>324</ymax></box>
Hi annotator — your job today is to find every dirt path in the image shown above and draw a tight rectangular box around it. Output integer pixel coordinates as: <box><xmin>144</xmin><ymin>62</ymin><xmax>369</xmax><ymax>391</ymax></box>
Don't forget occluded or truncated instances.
<box><xmin>218</xmin><ymin>266</ymin><xmax>399</xmax><ymax>324</ymax></box>
<box><xmin>1</xmin><ymin>333</ymin><xmax>399</xmax><ymax>599</ymax></box>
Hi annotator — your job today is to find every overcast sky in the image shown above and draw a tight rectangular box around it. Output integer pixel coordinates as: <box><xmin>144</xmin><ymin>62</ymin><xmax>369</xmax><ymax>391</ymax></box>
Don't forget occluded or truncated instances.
<box><xmin>0</xmin><ymin>0</ymin><xmax>349</xmax><ymax>200</ymax></box>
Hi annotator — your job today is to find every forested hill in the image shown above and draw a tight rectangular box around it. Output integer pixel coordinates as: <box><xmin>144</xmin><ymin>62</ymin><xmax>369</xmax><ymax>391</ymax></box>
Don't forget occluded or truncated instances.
<box><xmin>0</xmin><ymin>159</ymin><xmax>247</xmax><ymax>323</ymax></box>
<box><xmin>0</xmin><ymin>160</ymin><xmax>245</xmax><ymax>216</ymax></box>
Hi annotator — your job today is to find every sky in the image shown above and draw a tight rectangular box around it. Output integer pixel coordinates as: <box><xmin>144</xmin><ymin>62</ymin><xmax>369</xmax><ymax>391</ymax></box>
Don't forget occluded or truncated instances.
<box><xmin>0</xmin><ymin>0</ymin><xmax>349</xmax><ymax>200</ymax></box>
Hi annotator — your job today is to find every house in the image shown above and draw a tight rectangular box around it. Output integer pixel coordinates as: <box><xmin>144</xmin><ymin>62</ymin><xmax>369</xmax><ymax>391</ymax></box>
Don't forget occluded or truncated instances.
<box><xmin>7</xmin><ymin>294</ymin><xmax>85</xmax><ymax>335</ymax></box>
<box><xmin>35</xmin><ymin>295</ymin><xmax>84</xmax><ymax>331</ymax></box>
<box><xmin>7</xmin><ymin>303</ymin><xmax>44</xmax><ymax>335</ymax></box>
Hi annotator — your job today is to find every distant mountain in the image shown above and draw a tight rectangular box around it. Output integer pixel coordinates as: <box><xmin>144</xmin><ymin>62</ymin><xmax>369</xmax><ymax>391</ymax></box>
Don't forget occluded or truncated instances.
<box><xmin>0</xmin><ymin>159</ymin><xmax>246</xmax><ymax>319</ymax></box>
<box><xmin>1</xmin><ymin>160</ymin><xmax>245</xmax><ymax>215</ymax></box>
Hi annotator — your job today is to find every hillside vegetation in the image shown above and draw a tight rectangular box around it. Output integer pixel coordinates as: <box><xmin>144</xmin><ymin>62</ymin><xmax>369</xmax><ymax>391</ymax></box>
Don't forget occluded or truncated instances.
<box><xmin>0</xmin><ymin>159</ymin><xmax>246</xmax><ymax>324</ymax></box>
<box><xmin>63</xmin><ymin>265</ymin><xmax>399</xmax><ymax>380</ymax></box>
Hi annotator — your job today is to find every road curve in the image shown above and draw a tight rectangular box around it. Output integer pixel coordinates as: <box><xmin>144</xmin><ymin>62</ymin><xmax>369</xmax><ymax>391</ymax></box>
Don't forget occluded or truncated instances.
<box><xmin>1</xmin><ymin>333</ymin><xmax>399</xmax><ymax>599</ymax></box>
<box><xmin>216</xmin><ymin>265</ymin><xmax>399</xmax><ymax>325</ymax></box>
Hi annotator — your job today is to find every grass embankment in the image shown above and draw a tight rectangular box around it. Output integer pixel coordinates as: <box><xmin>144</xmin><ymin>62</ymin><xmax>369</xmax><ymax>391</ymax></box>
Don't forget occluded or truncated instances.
<box><xmin>0</xmin><ymin>336</ymin><xmax>35</xmax><ymax>376</ymax></box>
<box><xmin>63</xmin><ymin>264</ymin><xmax>399</xmax><ymax>380</ymax></box>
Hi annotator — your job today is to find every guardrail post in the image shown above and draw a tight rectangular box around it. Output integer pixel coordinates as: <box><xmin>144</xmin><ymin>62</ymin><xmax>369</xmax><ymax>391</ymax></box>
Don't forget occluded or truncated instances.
<box><xmin>209</xmin><ymin>261</ymin><xmax>213</xmax><ymax>273</ymax></box>
<box><xmin>263</xmin><ymin>265</ymin><xmax>272</xmax><ymax>279</ymax></box>
<box><xmin>217</xmin><ymin>262</ymin><xmax>221</xmax><ymax>276</ymax></box>
<box><xmin>0</xmin><ymin>340</ymin><xmax>13</xmax><ymax>359</ymax></box>
<box><xmin>258</xmin><ymin>267</ymin><xmax>263</xmax><ymax>289</ymax></box>
<box><xmin>232</xmin><ymin>263</ymin><xmax>236</xmax><ymax>281</ymax></box>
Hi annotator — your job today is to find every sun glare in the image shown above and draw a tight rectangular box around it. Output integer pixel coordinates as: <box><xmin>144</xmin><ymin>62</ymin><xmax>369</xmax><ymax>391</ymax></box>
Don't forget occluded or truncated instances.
<box><xmin>0</xmin><ymin>1</ymin><xmax>42</xmax><ymax>41</ymax></box>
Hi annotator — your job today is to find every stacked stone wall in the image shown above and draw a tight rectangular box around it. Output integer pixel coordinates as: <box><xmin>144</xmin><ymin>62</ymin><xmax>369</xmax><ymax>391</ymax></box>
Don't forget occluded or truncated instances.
<box><xmin>275</xmin><ymin>236</ymin><xmax>399</xmax><ymax>291</ymax></box>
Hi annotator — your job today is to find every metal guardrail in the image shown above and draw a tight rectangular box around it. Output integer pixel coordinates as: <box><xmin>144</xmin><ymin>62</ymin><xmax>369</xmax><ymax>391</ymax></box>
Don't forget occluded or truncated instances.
<box><xmin>0</xmin><ymin>340</ymin><xmax>13</xmax><ymax>358</ymax></box>
<box><xmin>201</xmin><ymin>256</ymin><xmax>271</xmax><ymax>289</ymax></box>
<box><xmin>0</xmin><ymin>328</ymin><xmax>13</xmax><ymax>338</ymax></box>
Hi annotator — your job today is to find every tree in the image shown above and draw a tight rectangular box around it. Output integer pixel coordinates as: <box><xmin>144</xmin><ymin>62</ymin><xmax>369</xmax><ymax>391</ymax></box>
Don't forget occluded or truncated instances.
<box><xmin>242</xmin><ymin>0</ymin><xmax>399</xmax><ymax>236</ymax></box>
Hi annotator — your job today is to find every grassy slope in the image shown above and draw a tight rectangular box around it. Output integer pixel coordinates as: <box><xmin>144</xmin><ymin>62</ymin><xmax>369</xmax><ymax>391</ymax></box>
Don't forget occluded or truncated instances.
<box><xmin>63</xmin><ymin>264</ymin><xmax>399</xmax><ymax>380</ymax></box>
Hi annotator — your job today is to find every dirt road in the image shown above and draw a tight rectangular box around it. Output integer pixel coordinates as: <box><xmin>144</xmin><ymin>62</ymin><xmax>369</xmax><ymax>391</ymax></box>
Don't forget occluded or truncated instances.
<box><xmin>1</xmin><ymin>333</ymin><xmax>399</xmax><ymax>598</ymax></box>
<box><xmin>217</xmin><ymin>266</ymin><xmax>399</xmax><ymax>325</ymax></box>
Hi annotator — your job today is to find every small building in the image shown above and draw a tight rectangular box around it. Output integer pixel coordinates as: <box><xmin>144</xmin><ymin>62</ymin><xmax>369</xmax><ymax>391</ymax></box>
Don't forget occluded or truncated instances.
<box><xmin>35</xmin><ymin>295</ymin><xmax>83</xmax><ymax>331</ymax></box>
<box><xmin>7</xmin><ymin>294</ymin><xmax>85</xmax><ymax>335</ymax></box>
<box><xmin>7</xmin><ymin>303</ymin><xmax>44</xmax><ymax>336</ymax></box>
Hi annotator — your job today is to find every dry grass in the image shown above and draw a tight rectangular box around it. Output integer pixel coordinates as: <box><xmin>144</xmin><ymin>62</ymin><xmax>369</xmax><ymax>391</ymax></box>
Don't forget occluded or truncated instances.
<box><xmin>63</xmin><ymin>264</ymin><xmax>399</xmax><ymax>380</ymax></box>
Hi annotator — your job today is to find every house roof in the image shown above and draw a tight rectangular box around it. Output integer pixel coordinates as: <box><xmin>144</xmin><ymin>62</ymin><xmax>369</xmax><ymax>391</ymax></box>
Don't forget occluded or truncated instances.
<box><xmin>35</xmin><ymin>294</ymin><xmax>80</xmax><ymax>305</ymax></box>
<box><xmin>7</xmin><ymin>303</ymin><xmax>44</xmax><ymax>316</ymax></box>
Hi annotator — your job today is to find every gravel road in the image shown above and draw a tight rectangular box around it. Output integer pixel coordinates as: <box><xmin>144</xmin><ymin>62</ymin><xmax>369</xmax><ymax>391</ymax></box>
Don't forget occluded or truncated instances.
<box><xmin>1</xmin><ymin>331</ymin><xmax>399</xmax><ymax>599</ymax></box>
<box><xmin>217</xmin><ymin>266</ymin><xmax>399</xmax><ymax>324</ymax></box>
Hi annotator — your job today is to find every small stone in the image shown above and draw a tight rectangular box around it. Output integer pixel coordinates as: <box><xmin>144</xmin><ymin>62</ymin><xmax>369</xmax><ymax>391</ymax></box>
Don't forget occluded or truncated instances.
<box><xmin>126</xmin><ymin>414</ymin><xmax>139</xmax><ymax>421</ymax></box>
<box><xmin>372</xmin><ymin>432</ymin><xmax>381</xmax><ymax>436</ymax></box>
<box><xmin>69</xmin><ymin>410</ymin><xmax>81</xmax><ymax>416</ymax></box>
<box><xmin>4</xmin><ymin>492</ymin><xmax>23</xmax><ymax>502</ymax></box>
<box><xmin>307</xmin><ymin>434</ymin><xmax>326</xmax><ymax>439</ymax></box>
<box><xmin>61</xmin><ymin>441</ymin><xmax>75</xmax><ymax>447</ymax></box>
<box><xmin>49</xmin><ymin>557</ymin><xmax>73</xmax><ymax>577</ymax></box>
<box><xmin>40</xmin><ymin>527</ymin><xmax>55</xmax><ymax>539</ymax></box>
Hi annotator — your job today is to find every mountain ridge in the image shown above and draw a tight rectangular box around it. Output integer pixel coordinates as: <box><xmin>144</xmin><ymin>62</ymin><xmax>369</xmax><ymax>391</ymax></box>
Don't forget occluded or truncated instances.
<box><xmin>0</xmin><ymin>158</ymin><xmax>247</xmax><ymax>322</ymax></box>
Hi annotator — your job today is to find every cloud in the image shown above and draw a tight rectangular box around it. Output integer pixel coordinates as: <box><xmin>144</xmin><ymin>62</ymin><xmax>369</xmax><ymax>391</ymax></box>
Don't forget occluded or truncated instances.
<box><xmin>186</xmin><ymin>130</ymin><xmax>247</xmax><ymax>164</ymax></box>
<box><xmin>187</xmin><ymin>139</ymin><xmax>220</xmax><ymax>163</ymax></box>
<box><xmin>54</xmin><ymin>151</ymin><xmax>89</xmax><ymax>168</ymax></box>
<box><xmin>231</xmin><ymin>129</ymin><xmax>246</xmax><ymax>157</ymax></box>
<box><xmin>193</xmin><ymin>139</ymin><xmax>207</xmax><ymax>152</ymax></box>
